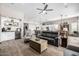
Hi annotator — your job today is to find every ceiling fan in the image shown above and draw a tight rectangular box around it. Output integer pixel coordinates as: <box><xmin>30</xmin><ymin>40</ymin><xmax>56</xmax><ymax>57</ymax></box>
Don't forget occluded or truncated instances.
<box><xmin>37</xmin><ymin>3</ymin><xmax>53</xmax><ymax>14</ymax></box>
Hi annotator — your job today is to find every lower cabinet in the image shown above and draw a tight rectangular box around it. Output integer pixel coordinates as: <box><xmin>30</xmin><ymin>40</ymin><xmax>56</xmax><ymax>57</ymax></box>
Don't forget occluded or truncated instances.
<box><xmin>0</xmin><ymin>32</ymin><xmax>15</xmax><ymax>42</ymax></box>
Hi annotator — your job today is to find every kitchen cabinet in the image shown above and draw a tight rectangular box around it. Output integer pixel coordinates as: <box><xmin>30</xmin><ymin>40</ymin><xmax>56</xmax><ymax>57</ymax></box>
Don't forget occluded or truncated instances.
<box><xmin>0</xmin><ymin>32</ymin><xmax>15</xmax><ymax>42</ymax></box>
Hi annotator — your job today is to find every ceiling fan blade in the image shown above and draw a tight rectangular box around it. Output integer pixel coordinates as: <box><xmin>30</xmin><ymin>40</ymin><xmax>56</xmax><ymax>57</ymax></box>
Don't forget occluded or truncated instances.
<box><xmin>42</xmin><ymin>3</ymin><xmax>48</xmax><ymax>5</ymax></box>
<box><xmin>46</xmin><ymin>9</ymin><xmax>53</xmax><ymax>11</ymax></box>
<box><xmin>38</xmin><ymin>11</ymin><xmax>43</xmax><ymax>14</ymax></box>
<box><xmin>39</xmin><ymin>12</ymin><xmax>42</xmax><ymax>14</ymax></box>
<box><xmin>43</xmin><ymin>4</ymin><xmax>48</xmax><ymax>10</ymax></box>
<box><xmin>37</xmin><ymin>8</ymin><xmax>43</xmax><ymax>10</ymax></box>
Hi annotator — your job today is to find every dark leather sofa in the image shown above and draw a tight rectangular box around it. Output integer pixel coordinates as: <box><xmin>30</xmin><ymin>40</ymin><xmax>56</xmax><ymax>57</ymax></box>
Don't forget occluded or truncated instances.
<box><xmin>36</xmin><ymin>31</ymin><xmax>59</xmax><ymax>47</ymax></box>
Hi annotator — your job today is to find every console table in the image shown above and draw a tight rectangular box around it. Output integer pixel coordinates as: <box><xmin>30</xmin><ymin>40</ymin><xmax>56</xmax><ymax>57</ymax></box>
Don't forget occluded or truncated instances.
<box><xmin>30</xmin><ymin>37</ymin><xmax>48</xmax><ymax>53</ymax></box>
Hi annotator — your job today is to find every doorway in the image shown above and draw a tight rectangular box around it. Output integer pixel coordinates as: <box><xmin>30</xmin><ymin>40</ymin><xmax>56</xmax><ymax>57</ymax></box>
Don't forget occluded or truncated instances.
<box><xmin>23</xmin><ymin>23</ymin><xmax>28</xmax><ymax>37</ymax></box>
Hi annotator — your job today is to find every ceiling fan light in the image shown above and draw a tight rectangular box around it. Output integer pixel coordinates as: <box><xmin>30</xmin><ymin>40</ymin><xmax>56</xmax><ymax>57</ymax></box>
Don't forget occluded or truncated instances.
<box><xmin>43</xmin><ymin>11</ymin><xmax>46</xmax><ymax>13</ymax></box>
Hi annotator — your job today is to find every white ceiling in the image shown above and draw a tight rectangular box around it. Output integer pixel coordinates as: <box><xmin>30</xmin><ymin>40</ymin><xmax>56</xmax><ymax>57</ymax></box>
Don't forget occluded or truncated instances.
<box><xmin>1</xmin><ymin>3</ymin><xmax>79</xmax><ymax>23</ymax></box>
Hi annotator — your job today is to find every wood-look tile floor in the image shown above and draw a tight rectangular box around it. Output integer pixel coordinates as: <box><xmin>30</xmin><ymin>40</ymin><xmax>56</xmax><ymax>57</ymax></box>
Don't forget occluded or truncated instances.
<box><xmin>0</xmin><ymin>39</ymin><xmax>64</xmax><ymax>56</ymax></box>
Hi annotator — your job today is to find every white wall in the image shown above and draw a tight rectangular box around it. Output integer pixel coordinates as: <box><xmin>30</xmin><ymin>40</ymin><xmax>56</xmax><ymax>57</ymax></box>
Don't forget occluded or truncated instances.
<box><xmin>24</xmin><ymin>14</ymin><xmax>41</xmax><ymax>34</ymax></box>
<box><xmin>0</xmin><ymin>16</ymin><xmax>1</xmax><ymax>42</ymax></box>
<box><xmin>23</xmin><ymin>21</ymin><xmax>40</xmax><ymax>34</ymax></box>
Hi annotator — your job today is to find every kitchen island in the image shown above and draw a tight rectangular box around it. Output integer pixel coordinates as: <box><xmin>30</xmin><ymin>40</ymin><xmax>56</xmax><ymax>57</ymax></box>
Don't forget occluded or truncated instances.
<box><xmin>0</xmin><ymin>32</ymin><xmax>15</xmax><ymax>42</ymax></box>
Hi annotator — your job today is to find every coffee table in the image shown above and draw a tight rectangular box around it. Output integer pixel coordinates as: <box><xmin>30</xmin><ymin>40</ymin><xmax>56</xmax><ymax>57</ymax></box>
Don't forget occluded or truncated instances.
<box><xmin>29</xmin><ymin>37</ymin><xmax>48</xmax><ymax>53</ymax></box>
